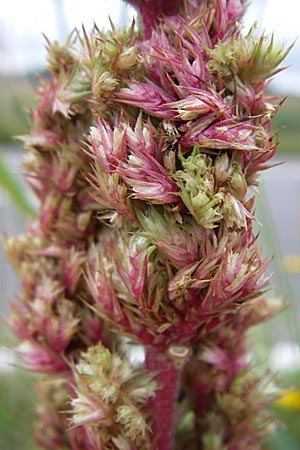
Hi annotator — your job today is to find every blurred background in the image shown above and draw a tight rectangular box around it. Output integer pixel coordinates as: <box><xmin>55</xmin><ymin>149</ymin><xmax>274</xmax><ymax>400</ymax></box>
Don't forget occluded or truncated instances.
<box><xmin>0</xmin><ymin>0</ymin><xmax>299</xmax><ymax>449</ymax></box>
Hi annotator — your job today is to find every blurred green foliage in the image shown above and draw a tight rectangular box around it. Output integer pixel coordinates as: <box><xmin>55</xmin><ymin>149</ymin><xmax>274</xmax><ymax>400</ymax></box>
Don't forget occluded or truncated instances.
<box><xmin>0</xmin><ymin>76</ymin><xmax>35</xmax><ymax>143</ymax></box>
<box><xmin>0</xmin><ymin>150</ymin><xmax>36</xmax><ymax>216</ymax></box>
<box><xmin>0</xmin><ymin>330</ymin><xmax>36</xmax><ymax>450</ymax></box>
<box><xmin>0</xmin><ymin>371</ymin><xmax>36</xmax><ymax>450</ymax></box>
<box><xmin>272</xmin><ymin>96</ymin><xmax>300</xmax><ymax>155</ymax></box>
<box><xmin>265</xmin><ymin>369</ymin><xmax>300</xmax><ymax>449</ymax></box>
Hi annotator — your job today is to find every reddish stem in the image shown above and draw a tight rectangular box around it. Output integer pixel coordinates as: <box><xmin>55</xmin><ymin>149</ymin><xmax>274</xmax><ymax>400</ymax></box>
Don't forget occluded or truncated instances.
<box><xmin>125</xmin><ymin>0</ymin><xmax>183</xmax><ymax>38</ymax></box>
<box><xmin>145</xmin><ymin>346</ymin><xmax>181</xmax><ymax>450</ymax></box>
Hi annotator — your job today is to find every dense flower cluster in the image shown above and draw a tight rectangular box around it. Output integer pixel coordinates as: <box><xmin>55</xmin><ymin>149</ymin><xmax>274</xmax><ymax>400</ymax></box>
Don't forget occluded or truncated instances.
<box><xmin>5</xmin><ymin>1</ymin><xmax>288</xmax><ymax>449</ymax></box>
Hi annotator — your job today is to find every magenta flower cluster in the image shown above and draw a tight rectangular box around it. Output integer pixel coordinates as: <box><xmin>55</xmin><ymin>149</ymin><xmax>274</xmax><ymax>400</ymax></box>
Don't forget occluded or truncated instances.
<box><xmin>5</xmin><ymin>1</ymin><xmax>289</xmax><ymax>449</ymax></box>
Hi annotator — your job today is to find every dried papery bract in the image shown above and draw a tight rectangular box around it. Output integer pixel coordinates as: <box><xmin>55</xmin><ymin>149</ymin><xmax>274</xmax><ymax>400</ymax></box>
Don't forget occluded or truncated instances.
<box><xmin>5</xmin><ymin>0</ymin><xmax>289</xmax><ymax>449</ymax></box>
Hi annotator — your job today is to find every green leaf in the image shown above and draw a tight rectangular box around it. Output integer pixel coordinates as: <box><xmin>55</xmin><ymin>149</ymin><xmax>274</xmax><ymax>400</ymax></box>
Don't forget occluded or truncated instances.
<box><xmin>0</xmin><ymin>149</ymin><xmax>35</xmax><ymax>216</ymax></box>
<box><xmin>265</xmin><ymin>429</ymin><xmax>300</xmax><ymax>450</ymax></box>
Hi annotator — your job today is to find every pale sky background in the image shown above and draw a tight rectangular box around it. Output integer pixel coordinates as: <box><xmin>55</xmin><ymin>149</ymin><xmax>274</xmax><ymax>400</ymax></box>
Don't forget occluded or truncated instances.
<box><xmin>0</xmin><ymin>0</ymin><xmax>299</xmax><ymax>94</ymax></box>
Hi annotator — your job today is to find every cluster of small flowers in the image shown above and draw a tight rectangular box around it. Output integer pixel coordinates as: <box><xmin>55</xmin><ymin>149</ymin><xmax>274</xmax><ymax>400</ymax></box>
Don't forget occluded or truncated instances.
<box><xmin>5</xmin><ymin>1</ymin><xmax>288</xmax><ymax>449</ymax></box>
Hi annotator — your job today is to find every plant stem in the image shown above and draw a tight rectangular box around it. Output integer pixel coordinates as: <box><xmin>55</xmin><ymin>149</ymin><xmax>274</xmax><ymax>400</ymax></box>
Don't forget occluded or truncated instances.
<box><xmin>125</xmin><ymin>0</ymin><xmax>183</xmax><ymax>38</ymax></box>
<box><xmin>145</xmin><ymin>346</ymin><xmax>181</xmax><ymax>450</ymax></box>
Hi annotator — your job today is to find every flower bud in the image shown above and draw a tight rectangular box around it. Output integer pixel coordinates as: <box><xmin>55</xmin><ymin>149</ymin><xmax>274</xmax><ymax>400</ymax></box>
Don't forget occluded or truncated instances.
<box><xmin>116</xmin><ymin>405</ymin><xmax>148</xmax><ymax>443</ymax></box>
<box><xmin>115</xmin><ymin>46</ymin><xmax>138</xmax><ymax>70</ymax></box>
<box><xmin>228</xmin><ymin>163</ymin><xmax>247</xmax><ymax>200</ymax></box>
<box><xmin>214</xmin><ymin>152</ymin><xmax>229</xmax><ymax>185</ymax></box>
<box><xmin>17</xmin><ymin>340</ymin><xmax>68</xmax><ymax>374</ymax></box>
<box><xmin>92</xmin><ymin>71</ymin><xmax>119</xmax><ymax>98</ymax></box>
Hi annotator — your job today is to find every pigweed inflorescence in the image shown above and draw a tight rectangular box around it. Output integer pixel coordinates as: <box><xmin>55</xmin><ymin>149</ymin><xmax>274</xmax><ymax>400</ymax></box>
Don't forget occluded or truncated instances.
<box><xmin>5</xmin><ymin>1</ymin><xmax>289</xmax><ymax>449</ymax></box>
